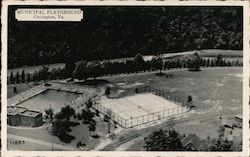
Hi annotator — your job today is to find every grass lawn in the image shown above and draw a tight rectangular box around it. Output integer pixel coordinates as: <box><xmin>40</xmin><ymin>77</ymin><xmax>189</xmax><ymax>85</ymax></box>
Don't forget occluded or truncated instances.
<box><xmin>199</xmin><ymin>49</ymin><xmax>242</xmax><ymax>57</ymax></box>
<box><xmin>8</xmin><ymin>137</ymin><xmax>63</xmax><ymax>151</ymax></box>
<box><xmin>106</xmin><ymin>67</ymin><xmax>242</xmax><ymax>114</ymax></box>
<box><xmin>8</xmin><ymin>125</ymin><xmax>65</xmax><ymax>146</ymax></box>
<box><xmin>8</xmin><ymin>114</ymin><xmax>117</xmax><ymax>150</ymax></box>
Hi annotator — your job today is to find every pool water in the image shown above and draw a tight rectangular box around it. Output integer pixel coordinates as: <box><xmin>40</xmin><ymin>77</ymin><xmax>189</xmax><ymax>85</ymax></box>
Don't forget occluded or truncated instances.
<box><xmin>17</xmin><ymin>89</ymin><xmax>80</xmax><ymax>113</ymax></box>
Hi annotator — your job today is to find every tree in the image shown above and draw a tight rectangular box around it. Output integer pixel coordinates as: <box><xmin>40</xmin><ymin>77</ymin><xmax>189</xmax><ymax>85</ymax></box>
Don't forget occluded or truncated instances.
<box><xmin>151</xmin><ymin>57</ymin><xmax>163</xmax><ymax>73</ymax></box>
<box><xmin>87</xmin><ymin>60</ymin><xmax>101</xmax><ymax>79</ymax></box>
<box><xmin>216</xmin><ymin>55</ymin><xmax>223</xmax><ymax>66</ymax></box>
<box><xmin>39</xmin><ymin>66</ymin><xmax>49</xmax><ymax>81</ymax></box>
<box><xmin>88</xmin><ymin>120</ymin><xmax>96</xmax><ymax>136</ymax></box>
<box><xmin>76</xmin><ymin>141</ymin><xmax>82</xmax><ymax>148</ymax></box>
<box><xmin>10</xmin><ymin>71</ymin><xmax>15</xmax><ymax>84</ymax></box>
<box><xmin>133</xmin><ymin>53</ymin><xmax>146</xmax><ymax>71</ymax></box>
<box><xmin>187</xmin><ymin>51</ymin><xmax>201</xmax><ymax>71</ymax></box>
<box><xmin>187</xmin><ymin>95</ymin><xmax>192</xmax><ymax>103</ymax></box>
<box><xmin>45</xmin><ymin>107</ymin><xmax>54</xmax><ymax>122</ymax></box>
<box><xmin>206</xmin><ymin>58</ymin><xmax>210</xmax><ymax>67</ymax></box>
<box><xmin>59</xmin><ymin>105</ymin><xmax>75</xmax><ymax>121</ymax></box>
<box><xmin>65</xmin><ymin>61</ymin><xmax>76</xmax><ymax>78</ymax></box>
<box><xmin>105</xmin><ymin>86</ymin><xmax>111</xmax><ymax>96</ymax></box>
<box><xmin>73</xmin><ymin>60</ymin><xmax>88</xmax><ymax>80</ymax></box>
<box><xmin>144</xmin><ymin>129</ymin><xmax>183</xmax><ymax>151</ymax></box>
<box><xmin>202</xmin><ymin>58</ymin><xmax>206</xmax><ymax>67</ymax></box>
<box><xmin>135</xmin><ymin>88</ymin><xmax>139</xmax><ymax>93</ymax></box>
<box><xmin>209</xmin><ymin>139</ymin><xmax>233</xmax><ymax>151</ymax></box>
<box><xmin>216</xmin><ymin>32</ymin><xmax>229</xmax><ymax>49</ymax></box>
<box><xmin>211</xmin><ymin>59</ymin><xmax>215</xmax><ymax>67</ymax></box>
<box><xmin>21</xmin><ymin>70</ymin><xmax>26</xmax><ymax>83</ymax></box>
<box><xmin>96</xmin><ymin>109</ymin><xmax>100</xmax><ymax>116</ymax></box>
<box><xmin>15</xmin><ymin>72</ymin><xmax>20</xmax><ymax>84</ymax></box>
<box><xmin>51</xmin><ymin>119</ymin><xmax>75</xmax><ymax>143</ymax></box>
<box><xmin>187</xmin><ymin>95</ymin><xmax>193</xmax><ymax>108</ymax></box>
<box><xmin>32</xmin><ymin>71</ymin><xmax>39</xmax><ymax>81</ymax></box>
<box><xmin>9</xmin><ymin>7</ymin><xmax>243</xmax><ymax>69</ymax></box>
<box><xmin>235</xmin><ymin>60</ymin><xmax>239</xmax><ymax>66</ymax></box>
<box><xmin>86</xmin><ymin>99</ymin><xmax>93</xmax><ymax>109</ymax></box>
<box><xmin>13</xmin><ymin>87</ymin><xmax>17</xmax><ymax>93</ymax></box>
<box><xmin>27</xmin><ymin>73</ymin><xmax>31</xmax><ymax>82</ymax></box>
<box><xmin>82</xmin><ymin>109</ymin><xmax>95</xmax><ymax>124</ymax></box>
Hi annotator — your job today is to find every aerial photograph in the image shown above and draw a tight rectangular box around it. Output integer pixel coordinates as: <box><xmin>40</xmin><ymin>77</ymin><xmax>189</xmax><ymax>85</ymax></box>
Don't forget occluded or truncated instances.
<box><xmin>7</xmin><ymin>6</ymin><xmax>243</xmax><ymax>151</ymax></box>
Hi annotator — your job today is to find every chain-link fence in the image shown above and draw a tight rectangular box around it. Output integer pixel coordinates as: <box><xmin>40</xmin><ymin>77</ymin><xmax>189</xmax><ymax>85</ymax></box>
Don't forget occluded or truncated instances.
<box><xmin>93</xmin><ymin>86</ymin><xmax>190</xmax><ymax>128</ymax></box>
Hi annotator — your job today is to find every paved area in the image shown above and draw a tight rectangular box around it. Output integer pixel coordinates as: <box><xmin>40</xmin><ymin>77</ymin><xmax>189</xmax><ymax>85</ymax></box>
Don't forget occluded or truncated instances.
<box><xmin>101</xmin><ymin>93</ymin><xmax>183</xmax><ymax>119</ymax></box>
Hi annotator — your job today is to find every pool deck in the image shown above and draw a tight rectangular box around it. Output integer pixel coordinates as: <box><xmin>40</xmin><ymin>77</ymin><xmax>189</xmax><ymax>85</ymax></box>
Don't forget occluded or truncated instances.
<box><xmin>7</xmin><ymin>82</ymin><xmax>98</xmax><ymax>109</ymax></box>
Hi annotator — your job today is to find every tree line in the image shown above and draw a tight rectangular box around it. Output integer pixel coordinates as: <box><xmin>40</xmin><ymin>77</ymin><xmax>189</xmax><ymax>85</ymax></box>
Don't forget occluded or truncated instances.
<box><xmin>8</xmin><ymin>54</ymin><xmax>242</xmax><ymax>84</ymax></box>
<box><xmin>8</xmin><ymin>7</ymin><xmax>242</xmax><ymax>68</ymax></box>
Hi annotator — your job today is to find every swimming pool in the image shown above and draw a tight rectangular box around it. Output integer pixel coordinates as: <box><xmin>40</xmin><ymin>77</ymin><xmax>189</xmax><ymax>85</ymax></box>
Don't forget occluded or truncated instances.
<box><xmin>16</xmin><ymin>89</ymin><xmax>80</xmax><ymax>113</ymax></box>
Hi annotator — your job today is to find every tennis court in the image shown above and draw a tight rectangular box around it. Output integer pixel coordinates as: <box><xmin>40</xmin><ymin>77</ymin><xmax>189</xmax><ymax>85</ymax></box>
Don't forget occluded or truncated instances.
<box><xmin>98</xmin><ymin>93</ymin><xmax>187</xmax><ymax>127</ymax></box>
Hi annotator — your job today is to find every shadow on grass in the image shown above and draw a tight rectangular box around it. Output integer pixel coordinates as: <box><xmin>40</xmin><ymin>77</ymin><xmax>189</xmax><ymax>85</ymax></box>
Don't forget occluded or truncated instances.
<box><xmin>58</xmin><ymin>133</ymin><xmax>76</xmax><ymax>143</ymax></box>
<box><xmin>91</xmin><ymin>135</ymin><xmax>100</xmax><ymax>138</ymax></box>
<box><xmin>188</xmin><ymin>69</ymin><xmax>202</xmax><ymax>72</ymax></box>
<box><xmin>51</xmin><ymin>120</ymin><xmax>80</xmax><ymax>143</ymax></box>
<box><xmin>155</xmin><ymin>72</ymin><xmax>173</xmax><ymax>78</ymax></box>
<box><xmin>76</xmin><ymin>79</ymin><xmax>109</xmax><ymax>86</ymax></box>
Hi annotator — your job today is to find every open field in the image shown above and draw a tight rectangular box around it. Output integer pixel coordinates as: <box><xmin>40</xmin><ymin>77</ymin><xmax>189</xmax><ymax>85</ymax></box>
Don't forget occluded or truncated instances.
<box><xmin>106</xmin><ymin>67</ymin><xmax>242</xmax><ymax>114</ymax></box>
<box><xmin>199</xmin><ymin>49</ymin><xmax>243</xmax><ymax>57</ymax></box>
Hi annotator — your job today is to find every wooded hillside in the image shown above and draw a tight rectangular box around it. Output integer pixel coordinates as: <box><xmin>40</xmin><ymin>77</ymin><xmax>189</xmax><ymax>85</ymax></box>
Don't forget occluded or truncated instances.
<box><xmin>8</xmin><ymin>6</ymin><xmax>243</xmax><ymax>68</ymax></box>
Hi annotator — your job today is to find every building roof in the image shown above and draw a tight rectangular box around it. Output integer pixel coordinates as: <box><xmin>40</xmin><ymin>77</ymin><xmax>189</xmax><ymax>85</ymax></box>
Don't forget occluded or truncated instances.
<box><xmin>181</xmin><ymin>133</ymin><xmax>206</xmax><ymax>150</ymax></box>
<box><xmin>19</xmin><ymin>110</ymin><xmax>41</xmax><ymax>117</ymax></box>
<box><xmin>7</xmin><ymin>106</ymin><xmax>26</xmax><ymax>116</ymax></box>
<box><xmin>7</xmin><ymin>106</ymin><xmax>41</xmax><ymax>117</ymax></box>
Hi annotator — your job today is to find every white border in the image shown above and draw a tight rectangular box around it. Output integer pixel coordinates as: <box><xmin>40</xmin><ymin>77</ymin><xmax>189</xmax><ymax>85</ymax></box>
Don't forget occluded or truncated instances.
<box><xmin>1</xmin><ymin>1</ymin><xmax>249</xmax><ymax>157</ymax></box>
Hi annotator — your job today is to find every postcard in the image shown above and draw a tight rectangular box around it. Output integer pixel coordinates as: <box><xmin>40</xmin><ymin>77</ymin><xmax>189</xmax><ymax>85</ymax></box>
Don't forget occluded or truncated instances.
<box><xmin>1</xmin><ymin>1</ymin><xmax>249</xmax><ymax>157</ymax></box>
